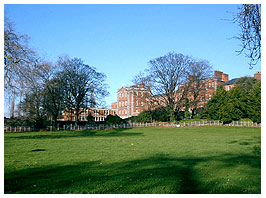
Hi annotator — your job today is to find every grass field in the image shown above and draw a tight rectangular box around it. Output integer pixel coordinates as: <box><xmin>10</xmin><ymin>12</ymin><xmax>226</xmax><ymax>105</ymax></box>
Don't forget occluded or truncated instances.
<box><xmin>4</xmin><ymin>126</ymin><xmax>261</xmax><ymax>194</ymax></box>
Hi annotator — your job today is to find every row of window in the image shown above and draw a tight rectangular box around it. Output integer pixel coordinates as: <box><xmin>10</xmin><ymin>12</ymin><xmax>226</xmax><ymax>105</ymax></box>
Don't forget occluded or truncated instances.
<box><xmin>119</xmin><ymin>109</ymin><xmax>127</xmax><ymax>115</ymax></box>
<box><xmin>119</xmin><ymin>91</ymin><xmax>144</xmax><ymax>98</ymax></box>
<box><xmin>95</xmin><ymin>117</ymin><xmax>105</xmax><ymax>121</ymax></box>
<box><xmin>93</xmin><ymin>110</ymin><xmax>109</xmax><ymax>115</ymax></box>
<box><xmin>118</xmin><ymin>109</ymin><xmax>139</xmax><ymax>115</ymax></box>
<box><xmin>118</xmin><ymin>101</ymin><xmax>128</xmax><ymax>107</ymax></box>
<box><xmin>118</xmin><ymin>100</ymin><xmax>144</xmax><ymax>107</ymax></box>
<box><xmin>207</xmin><ymin>82</ymin><xmax>216</xmax><ymax>88</ymax></box>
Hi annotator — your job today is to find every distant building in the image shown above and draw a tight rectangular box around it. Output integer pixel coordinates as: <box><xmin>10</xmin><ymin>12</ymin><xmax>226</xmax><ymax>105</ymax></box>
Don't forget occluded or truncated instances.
<box><xmin>223</xmin><ymin>78</ymin><xmax>238</xmax><ymax>91</ymax></box>
<box><xmin>177</xmin><ymin>70</ymin><xmax>229</xmax><ymax>111</ymax></box>
<box><xmin>63</xmin><ymin>107</ymin><xmax>116</xmax><ymax>122</ymax></box>
<box><xmin>63</xmin><ymin>71</ymin><xmax>261</xmax><ymax>121</ymax></box>
<box><xmin>254</xmin><ymin>72</ymin><xmax>261</xmax><ymax>80</ymax></box>
<box><xmin>115</xmin><ymin>83</ymin><xmax>150</xmax><ymax>119</ymax></box>
<box><xmin>223</xmin><ymin>71</ymin><xmax>261</xmax><ymax>91</ymax></box>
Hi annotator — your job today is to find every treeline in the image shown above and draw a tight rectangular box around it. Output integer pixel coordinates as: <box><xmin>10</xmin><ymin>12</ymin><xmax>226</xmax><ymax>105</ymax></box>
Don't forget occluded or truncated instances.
<box><xmin>4</xmin><ymin>17</ymin><xmax>109</xmax><ymax>128</ymax></box>
<box><xmin>130</xmin><ymin>77</ymin><xmax>261</xmax><ymax>124</ymax></box>
<box><xmin>203</xmin><ymin>77</ymin><xmax>261</xmax><ymax>123</ymax></box>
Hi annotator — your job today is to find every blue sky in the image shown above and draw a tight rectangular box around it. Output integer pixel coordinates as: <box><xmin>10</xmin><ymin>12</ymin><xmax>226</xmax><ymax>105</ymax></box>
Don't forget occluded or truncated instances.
<box><xmin>5</xmin><ymin>4</ymin><xmax>261</xmax><ymax>108</ymax></box>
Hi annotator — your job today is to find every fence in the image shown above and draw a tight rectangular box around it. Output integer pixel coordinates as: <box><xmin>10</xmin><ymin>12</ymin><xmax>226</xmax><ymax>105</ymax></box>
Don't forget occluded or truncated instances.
<box><xmin>4</xmin><ymin>120</ymin><xmax>260</xmax><ymax>132</ymax></box>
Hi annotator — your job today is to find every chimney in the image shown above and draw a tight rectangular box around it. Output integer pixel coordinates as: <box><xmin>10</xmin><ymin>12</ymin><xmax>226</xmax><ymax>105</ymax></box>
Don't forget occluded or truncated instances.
<box><xmin>254</xmin><ymin>72</ymin><xmax>261</xmax><ymax>80</ymax></box>
<box><xmin>222</xmin><ymin>74</ymin><xmax>229</xmax><ymax>82</ymax></box>
<box><xmin>139</xmin><ymin>83</ymin><xmax>145</xmax><ymax>88</ymax></box>
<box><xmin>214</xmin><ymin>71</ymin><xmax>223</xmax><ymax>81</ymax></box>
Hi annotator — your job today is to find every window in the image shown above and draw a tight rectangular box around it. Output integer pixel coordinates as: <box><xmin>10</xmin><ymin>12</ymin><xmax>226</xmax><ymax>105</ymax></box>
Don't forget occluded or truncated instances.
<box><xmin>119</xmin><ymin>102</ymin><xmax>121</xmax><ymax>107</ymax></box>
<box><xmin>125</xmin><ymin>110</ymin><xmax>127</xmax><ymax>114</ymax></box>
<box><xmin>212</xmin><ymin>82</ymin><xmax>214</xmax><ymax>87</ymax></box>
<box><xmin>209</xmin><ymin>82</ymin><xmax>211</xmax><ymax>87</ymax></box>
<box><xmin>141</xmin><ymin>101</ymin><xmax>143</xmax><ymax>106</ymax></box>
<box><xmin>141</xmin><ymin>92</ymin><xmax>143</xmax><ymax>97</ymax></box>
<box><xmin>228</xmin><ymin>86</ymin><xmax>231</xmax><ymax>90</ymax></box>
<box><xmin>125</xmin><ymin>101</ymin><xmax>127</xmax><ymax>106</ymax></box>
<box><xmin>136</xmin><ymin>100</ymin><xmax>138</xmax><ymax>106</ymax></box>
<box><xmin>136</xmin><ymin>109</ymin><xmax>138</xmax><ymax>113</ymax></box>
<box><xmin>122</xmin><ymin>101</ymin><xmax>124</xmax><ymax>106</ymax></box>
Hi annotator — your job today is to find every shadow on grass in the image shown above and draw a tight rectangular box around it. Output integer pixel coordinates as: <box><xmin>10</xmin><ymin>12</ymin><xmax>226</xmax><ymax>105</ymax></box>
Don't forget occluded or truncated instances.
<box><xmin>228</xmin><ymin>136</ymin><xmax>261</xmax><ymax>147</ymax></box>
<box><xmin>7</xmin><ymin>128</ymin><xmax>143</xmax><ymax>140</ymax></box>
<box><xmin>5</xmin><ymin>152</ymin><xmax>261</xmax><ymax>194</ymax></box>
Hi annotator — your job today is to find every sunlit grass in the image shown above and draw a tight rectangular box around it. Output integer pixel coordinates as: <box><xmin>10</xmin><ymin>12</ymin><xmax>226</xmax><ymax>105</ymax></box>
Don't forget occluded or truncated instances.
<box><xmin>4</xmin><ymin>126</ymin><xmax>261</xmax><ymax>194</ymax></box>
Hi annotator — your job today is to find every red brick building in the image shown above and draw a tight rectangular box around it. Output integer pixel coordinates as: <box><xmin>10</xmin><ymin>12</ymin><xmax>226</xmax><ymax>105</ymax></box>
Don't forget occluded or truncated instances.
<box><xmin>63</xmin><ymin>71</ymin><xmax>261</xmax><ymax>121</ymax></box>
<box><xmin>115</xmin><ymin>83</ymin><xmax>150</xmax><ymax>119</ymax></box>
<box><xmin>223</xmin><ymin>71</ymin><xmax>261</xmax><ymax>91</ymax></box>
<box><xmin>151</xmin><ymin>71</ymin><xmax>229</xmax><ymax>111</ymax></box>
<box><xmin>254</xmin><ymin>72</ymin><xmax>261</xmax><ymax>80</ymax></box>
<box><xmin>64</xmin><ymin>108</ymin><xmax>116</xmax><ymax>122</ymax></box>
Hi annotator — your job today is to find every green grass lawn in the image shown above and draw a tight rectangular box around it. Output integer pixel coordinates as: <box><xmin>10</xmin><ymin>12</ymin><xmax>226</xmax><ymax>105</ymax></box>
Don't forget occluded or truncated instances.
<box><xmin>4</xmin><ymin>126</ymin><xmax>261</xmax><ymax>194</ymax></box>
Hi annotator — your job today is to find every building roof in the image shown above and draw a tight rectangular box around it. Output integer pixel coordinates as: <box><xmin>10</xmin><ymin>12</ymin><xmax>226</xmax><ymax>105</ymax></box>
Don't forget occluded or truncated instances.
<box><xmin>223</xmin><ymin>78</ymin><xmax>238</xmax><ymax>85</ymax></box>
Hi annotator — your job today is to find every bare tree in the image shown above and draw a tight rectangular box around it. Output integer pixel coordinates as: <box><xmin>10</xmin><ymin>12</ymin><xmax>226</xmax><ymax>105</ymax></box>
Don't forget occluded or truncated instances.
<box><xmin>185</xmin><ymin>60</ymin><xmax>213</xmax><ymax>118</ymax></box>
<box><xmin>4</xmin><ymin>16</ymin><xmax>37</xmax><ymax>117</ymax></box>
<box><xmin>58</xmin><ymin>56</ymin><xmax>109</xmax><ymax>125</ymax></box>
<box><xmin>134</xmin><ymin>52</ymin><xmax>191</xmax><ymax>121</ymax></box>
<box><xmin>233</xmin><ymin>4</ymin><xmax>261</xmax><ymax>68</ymax></box>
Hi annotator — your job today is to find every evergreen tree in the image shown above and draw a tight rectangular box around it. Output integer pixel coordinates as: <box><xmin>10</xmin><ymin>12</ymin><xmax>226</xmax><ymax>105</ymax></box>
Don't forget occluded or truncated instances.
<box><xmin>206</xmin><ymin>85</ymin><xmax>228</xmax><ymax>120</ymax></box>
<box><xmin>247</xmin><ymin>80</ymin><xmax>261</xmax><ymax>123</ymax></box>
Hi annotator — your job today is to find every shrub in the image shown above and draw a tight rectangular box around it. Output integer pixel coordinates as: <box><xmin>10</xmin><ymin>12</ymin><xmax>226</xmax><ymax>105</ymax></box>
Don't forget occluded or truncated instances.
<box><xmin>105</xmin><ymin>115</ymin><xmax>123</xmax><ymax>125</ymax></box>
<box><xmin>136</xmin><ymin>111</ymin><xmax>152</xmax><ymax>123</ymax></box>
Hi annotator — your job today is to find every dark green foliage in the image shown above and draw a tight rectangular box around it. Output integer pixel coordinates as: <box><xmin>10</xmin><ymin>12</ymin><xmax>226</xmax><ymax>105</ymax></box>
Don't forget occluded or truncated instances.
<box><xmin>247</xmin><ymin>80</ymin><xmax>261</xmax><ymax>123</ymax></box>
<box><xmin>205</xmin><ymin>79</ymin><xmax>260</xmax><ymax>123</ymax></box>
<box><xmin>105</xmin><ymin>114</ymin><xmax>123</xmax><ymax>125</ymax></box>
<box><xmin>184</xmin><ymin>98</ymin><xmax>191</xmax><ymax>119</ymax></box>
<box><xmin>175</xmin><ymin>111</ymin><xmax>185</xmax><ymax>121</ymax></box>
<box><xmin>206</xmin><ymin>85</ymin><xmax>228</xmax><ymax>120</ymax></box>
<box><xmin>133</xmin><ymin>107</ymin><xmax>170</xmax><ymax>123</ymax></box>
<box><xmin>135</xmin><ymin>110</ymin><xmax>152</xmax><ymax>123</ymax></box>
<box><xmin>86</xmin><ymin>113</ymin><xmax>95</xmax><ymax>124</ymax></box>
<box><xmin>235</xmin><ymin>77</ymin><xmax>257</xmax><ymax>93</ymax></box>
<box><xmin>152</xmin><ymin>106</ymin><xmax>170</xmax><ymax>122</ymax></box>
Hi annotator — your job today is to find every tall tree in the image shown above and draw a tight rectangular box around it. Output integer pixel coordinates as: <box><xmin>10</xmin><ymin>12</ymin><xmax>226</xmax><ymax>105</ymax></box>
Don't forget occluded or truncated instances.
<box><xmin>233</xmin><ymin>4</ymin><xmax>261</xmax><ymax>68</ymax></box>
<box><xmin>206</xmin><ymin>85</ymin><xmax>228</xmax><ymax>120</ymax></box>
<box><xmin>185</xmin><ymin>60</ymin><xmax>213</xmax><ymax>118</ymax></box>
<box><xmin>134</xmin><ymin>52</ymin><xmax>191</xmax><ymax>122</ymax></box>
<box><xmin>42</xmin><ymin>75</ymin><xmax>65</xmax><ymax>128</ymax></box>
<box><xmin>58</xmin><ymin>56</ymin><xmax>109</xmax><ymax>125</ymax></box>
<box><xmin>4</xmin><ymin>16</ymin><xmax>37</xmax><ymax>117</ymax></box>
<box><xmin>247</xmin><ymin>80</ymin><xmax>261</xmax><ymax>123</ymax></box>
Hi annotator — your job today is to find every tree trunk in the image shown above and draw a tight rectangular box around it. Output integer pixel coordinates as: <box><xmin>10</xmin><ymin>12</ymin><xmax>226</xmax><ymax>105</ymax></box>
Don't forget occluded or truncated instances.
<box><xmin>10</xmin><ymin>88</ymin><xmax>16</xmax><ymax>118</ymax></box>
<box><xmin>75</xmin><ymin>110</ymin><xmax>79</xmax><ymax>126</ymax></box>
